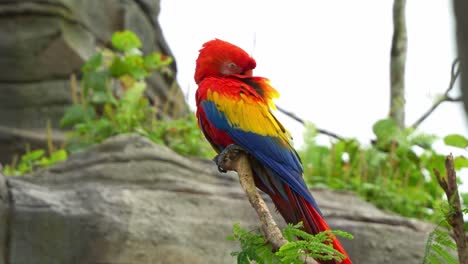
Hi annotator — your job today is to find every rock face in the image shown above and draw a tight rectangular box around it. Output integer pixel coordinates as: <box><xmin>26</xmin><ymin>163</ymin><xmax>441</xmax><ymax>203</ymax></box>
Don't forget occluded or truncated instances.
<box><xmin>0</xmin><ymin>0</ymin><xmax>187</xmax><ymax>163</ymax></box>
<box><xmin>0</xmin><ymin>134</ymin><xmax>435</xmax><ymax>264</ymax></box>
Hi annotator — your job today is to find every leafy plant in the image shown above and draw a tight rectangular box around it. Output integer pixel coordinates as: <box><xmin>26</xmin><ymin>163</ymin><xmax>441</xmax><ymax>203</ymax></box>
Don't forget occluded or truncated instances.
<box><xmin>423</xmin><ymin>227</ymin><xmax>458</xmax><ymax>264</ymax></box>
<box><xmin>227</xmin><ymin>222</ymin><xmax>353</xmax><ymax>264</ymax></box>
<box><xmin>61</xmin><ymin>30</ymin><xmax>214</xmax><ymax>158</ymax></box>
<box><xmin>299</xmin><ymin>119</ymin><xmax>468</xmax><ymax>221</ymax></box>
<box><xmin>3</xmin><ymin>31</ymin><xmax>213</xmax><ymax>176</ymax></box>
<box><xmin>143</xmin><ymin>114</ymin><xmax>215</xmax><ymax>158</ymax></box>
<box><xmin>3</xmin><ymin>148</ymin><xmax>67</xmax><ymax>176</ymax></box>
<box><xmin>227</xmin><ymin>223</ymin><xmax>278</xmax><ymax>264</ymax></box>
<box><xmin>422</xmin><ymin>202</ymin><xmax>460</xmax><ymax>264</ymax></box>
<box><xmin>277</xmin><ymin>223</ymin><xmax>352</xmax><ymax>263</ymax></box>
<box><xmin>62</xmin><ymin>31</ymin><xmax>171</xmax><ymax>150</ymax></box>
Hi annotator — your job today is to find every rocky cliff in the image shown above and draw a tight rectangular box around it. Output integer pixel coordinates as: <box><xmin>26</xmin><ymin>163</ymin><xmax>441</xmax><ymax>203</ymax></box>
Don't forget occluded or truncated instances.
<box><xmin>0</xmin><ymin>0</ymin><xmax>186</xmax><ymax>163</ymax></box>
<box><xmin>0</xmin><ymin>135</ymin><xmax>434</xmax><ymax>264</ymax></box>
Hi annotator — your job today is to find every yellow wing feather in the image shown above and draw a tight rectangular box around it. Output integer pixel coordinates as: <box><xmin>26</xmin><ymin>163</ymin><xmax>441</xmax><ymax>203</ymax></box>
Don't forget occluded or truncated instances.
<box><xmin>207</xmin><ymin>89</ymin><xmax>292</xmax><ymax>145</ymax></box>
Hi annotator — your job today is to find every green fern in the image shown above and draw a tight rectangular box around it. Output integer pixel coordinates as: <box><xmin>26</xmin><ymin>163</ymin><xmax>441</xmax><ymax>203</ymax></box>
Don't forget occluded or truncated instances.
<box><xmin>228</xmin><ymin>222</ymin><xmax>353</xmax><ymax>264</ymax></box>
<box><xmin>227</xmin><ymin>223</ymin><xmax>280</xmax><ymax>264</ymax></box>
<box><xmin>423</xmin><ymin>227</ymin><xmax>458</xmax><ymax>264</ymax></box>
<box><xmin>276</xmin><ymin>223</ymin><xmax>353</xmax><ymax>263</ymax></box>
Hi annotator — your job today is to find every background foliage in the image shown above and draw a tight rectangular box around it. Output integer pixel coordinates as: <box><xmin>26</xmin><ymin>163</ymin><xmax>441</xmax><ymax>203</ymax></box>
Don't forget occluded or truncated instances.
<box><xmin>60</xmin><ymin>30</ymin><xmax>214</xmax><ymax>158</ymax></box>
<box><xmin>3</xmin><ymin>31</ymin><xmax>214</xmax><ymax>176</ymax></box>
<box><xmin>227</xmin><ymin>222</ymin><xmax>352</xmax><ymax>264</ymax></box>
<box><xmin>299</xmin><ymin>120</ymin><xmax>468</xmax><ymax>221</ymax></box>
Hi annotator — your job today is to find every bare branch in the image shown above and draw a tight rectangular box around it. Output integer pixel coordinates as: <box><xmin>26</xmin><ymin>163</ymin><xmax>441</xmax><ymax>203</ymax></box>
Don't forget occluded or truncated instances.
<box><xmin>447</xmin><ymin>96</ymin><xmax>463</xmax><ymax>102</ymax></box>
<box><xmin>276</xmin><ymin>105</ymin><xmax>305</xmax><ymax>125</ymax></box>
<box><xmin>433</xmin><ymin>154</ymin><xmax>468</xmax><ymax>264</ymax></box>
<box><xmin>276</xmin><ymin>105</ymin><xmax>345</xmax><ymax>141</ymax></box>
<box><xmin>411</xmin><ymin>58</ymin><xmax>461</xmax><ymax>129</ymax></box>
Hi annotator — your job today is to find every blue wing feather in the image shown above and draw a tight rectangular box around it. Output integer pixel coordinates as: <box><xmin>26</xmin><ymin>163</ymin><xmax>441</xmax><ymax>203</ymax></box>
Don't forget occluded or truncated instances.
<box><xmin>201</xmin><ymin>100</ymin><xmax>321</xmax><ymax>212</ymax></box>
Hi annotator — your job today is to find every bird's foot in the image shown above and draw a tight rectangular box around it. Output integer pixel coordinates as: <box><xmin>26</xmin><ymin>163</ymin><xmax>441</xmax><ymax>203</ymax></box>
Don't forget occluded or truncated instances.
<box><xmin>213</xmin><ymin>144</ymin><xmax>246</xmax><ymax>173</ymax></box>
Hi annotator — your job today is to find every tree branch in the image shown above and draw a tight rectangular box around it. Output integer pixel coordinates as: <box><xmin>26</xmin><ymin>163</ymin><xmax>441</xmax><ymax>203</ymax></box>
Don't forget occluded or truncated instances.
<box><xmin>410</xmin><ymin>58</ymin><xmax>461</xmax><ymax>129</ymax></box>
<box><xmin>218</xmin><ymin>149</ymin><xmax>288</xmax><ymax>249</ymax></box>
<box><xmin>433</xmin><ymin>154</ymin><xmax>468</xmax><ymax>264</ymax></box>
<box><xmin>389</xmin><ymin>0</ymin><xmax>408</xmax><ymax>128</ymax></box>
<box><xmin>218</xmin><ymin>148</ymin><xmax>318</xmax><ymax>264</ymax></box>
<box><xmin>276</xmin><ymin>105</ymin><xmax>345</xmax><ymax>141</ymax></box>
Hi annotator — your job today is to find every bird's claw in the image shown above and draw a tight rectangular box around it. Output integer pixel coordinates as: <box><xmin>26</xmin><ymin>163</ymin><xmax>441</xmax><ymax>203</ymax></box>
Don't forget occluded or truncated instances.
<box><xmin>213</xmin><ymin>144</ymin><xmax>246</xmax><ymax>173</ymax></box>
<box><xmin>212</xmin><ymin>154</ymin><xmax>227</xmax><ymax>173</ymax></box>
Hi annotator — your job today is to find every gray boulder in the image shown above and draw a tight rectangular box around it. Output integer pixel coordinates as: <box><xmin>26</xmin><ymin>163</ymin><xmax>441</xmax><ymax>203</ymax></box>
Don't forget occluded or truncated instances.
<box><xmin>0</xmin><ymin>0</ymin><xmax>187</xmax><ymax>163</ymax></box>
<box><xmin>0</xmin><ymin>135</ymin><xmax>434</xmax><ymax>263</ymax></box>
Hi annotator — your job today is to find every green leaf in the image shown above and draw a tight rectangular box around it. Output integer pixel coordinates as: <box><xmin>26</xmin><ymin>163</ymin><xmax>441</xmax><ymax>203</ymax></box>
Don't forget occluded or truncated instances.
<box><xmin>3</xmin><ymin>165</ymin><xmax>21</xmax><ymax>176</ymax></box>
<box><xmin>91</xmin><ymin>90</ymin><xmax>113</xmax><ymax>104</ymax></box>
<box><xmin>431</xmin><ymin>243</ymin><xmax>458</xmax><ymax>264</ymax></box>
<box><xmin>40</xmin><ymin>150</ymin><xmax>67</xmax><ymax>167</ymax></box>
<box><xmin>82</xmin><ymin>71</ymin><xmax>109</xmax><ymax>93</ymax></box>
<box><xmin>110</xmin><ymin>55</ymin><xmax>148</xmax><ymax>80</ymax></box>
<box><xmin>60</xmin><ymin>105</ymin><xmax>95</xmax><ymax>127</ymax></box>
<box><xmin>433</xmin><ymin>229</ymin><xmax>457</xmax><ymax>251</ymax></box>
<box><xmin>121</xmin><ymin>82</ymin><xmax>146</xmax><ymax>105</ymax></box>
<box><xmin>4</xmin><ymin>147</ymin><xmax>68</xmax><ymax>176</ymax></box>
<box><xmin>423</xmin><ymin>227</ymin><xmax>458</xmax><ymax>264</ymax></box>
<box><xmin>454</xmin><ymin>156</ymin><xmax>468</xmax><ymax>170</ymax></box>
<box><xmin>277</xmin><ymin>223</ymin><xmax>352</xmax><ymax>263</ymax></box>
<box><xmin>17</xmin><ymin>162</ymin><xmax>32</xmax><ymax>174</ymax></box>
<box><xmin>406</xmin><ymin>150</ymin><xmax>421</xmax><ymax>165</ymax></box>
<box><xmin>109</xmin><ymin>57</ymin><xmax>131</xmax><ymax>77</ymax></box>
<box><xmin>372</xmin><ymin>118</ymin><xmax>400</xmax><ymax>142</ymax></box>
<box><xmin>21</xmin><ymin>150</ymin><xmax>45</xmax><ymax>163</ymax></box>
<box><xmin>410</xmin><ymin>133</ymin><xmax>437</xmax><ymax>150</ymax></box>
<box><xmin>81</xmin><ymin>53</ymin><xmax>102</xmax><ymax>73</ymax></box>
<box><xmin>461</xmin><ymin>192</ymin><xmax>468</xmax><ymax>208</ymax></box>
<box><xmin>429</xmin><ymin>154</ymin><xmax>446</xmax><ymax>178</ymax></box>
<box><xmin>111</xmin><ymin>31</ymin><xmax>142</xmax><ymax>52</ymax></box>
<box><xmin>302</xmin><ymin>122</ymin><xmax>318</xmax><ymax>146</ymax></box>
<box><xmin>227</xmin><ymin>223</ymin><xmax>280</xmax><ymax>263</ymax></box>
<box><xmin>93</xmin><ymin>118</ymin><xmax>113</xmax><ymax>137</ymax></box>
<box><xmin>49</xmin><ymin>149</ymin><xmax>68</xmax><ymax>163</ymax></box>
<box><xmin>144</xmin><ymin>52</ymin><xmax>173</xmax><ymax>70</ymax></box>
<box><xmin>443</xmin><ymin>134</ymin><xmax>468</xmax><ymax>148</ymax></box>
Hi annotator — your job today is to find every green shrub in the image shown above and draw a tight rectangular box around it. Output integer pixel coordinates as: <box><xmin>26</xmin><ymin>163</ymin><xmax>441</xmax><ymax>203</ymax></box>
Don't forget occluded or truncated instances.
<box><xmin>61</xmin><ymin>30</ymin><xmax>214</xmax><ymax>158</ymax></box>
<box><xmin>3</xmin><ymin>148</ymin><xmax>67</xmax><ymax>176</ymax></box>
<box><xmin>299</xmin><ymin>120</ymin><xmax>468</xmax><ymax>220</ymax></box>
<box><xmin>227</xmin><ymin>222</ymin><xmax>353</xmax><ymax>264</ymax></box>
<box><xmin>3</xmin><ymin>31</ymin><xmax>214</xmax><ymax>176</ymax></box>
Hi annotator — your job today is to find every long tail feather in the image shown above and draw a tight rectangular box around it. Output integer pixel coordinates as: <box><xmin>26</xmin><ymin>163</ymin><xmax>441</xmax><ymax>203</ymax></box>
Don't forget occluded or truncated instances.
<box><xmin>251</xmin><ymin>161</ymin><xmax>352</xmax><ymax>264</ymax></box>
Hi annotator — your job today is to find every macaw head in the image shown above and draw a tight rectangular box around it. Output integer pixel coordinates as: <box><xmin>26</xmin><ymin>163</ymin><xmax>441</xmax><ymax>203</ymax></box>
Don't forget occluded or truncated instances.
<box><xmin>194</xmin><ymin>39</ymin><xmax>257</xmax><ymax>84</ymax></box>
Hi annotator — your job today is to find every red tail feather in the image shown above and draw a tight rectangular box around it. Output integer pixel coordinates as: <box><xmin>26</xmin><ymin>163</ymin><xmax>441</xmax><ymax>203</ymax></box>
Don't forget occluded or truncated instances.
<box><xmin>300</xmin><ymin>197</ymin><xmax>352</xmax><ymax>264</ymax></box>
<box><xmin>264</xmin><ymin>180</ymin><xmax>352</xmax><ymax>264</ymax></box>
<box><xmin>250</xmin><ymin>160</ymin><xmax>352</xmax><ymax>263</ymax></box>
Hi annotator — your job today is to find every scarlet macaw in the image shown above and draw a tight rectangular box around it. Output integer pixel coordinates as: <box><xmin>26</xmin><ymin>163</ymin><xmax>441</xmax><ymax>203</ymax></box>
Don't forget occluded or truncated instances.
<box><xmin>194</xmin><ymin>39</ymin><xmax>351</xmax><ymax>264</ymax></box>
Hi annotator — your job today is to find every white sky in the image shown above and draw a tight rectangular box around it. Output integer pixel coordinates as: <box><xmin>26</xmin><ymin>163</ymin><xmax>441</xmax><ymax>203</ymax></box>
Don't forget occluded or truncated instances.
<box><xmin>160</xmin><ymin>0</ymin><xmax>468</xmax><ymax>191</ymax></box>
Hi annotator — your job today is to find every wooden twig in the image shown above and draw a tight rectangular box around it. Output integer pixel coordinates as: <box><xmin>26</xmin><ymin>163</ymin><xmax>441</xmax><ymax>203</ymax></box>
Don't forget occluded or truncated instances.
<box><xmin>219</xmin><ymin>150</ymin><xmax>287</xmax><ymax>249</ymax></box>
<box><xmin>218</xmin><ymin>149</ymin><xmax>318</xmax><ymax>264</ymax></box>
<box><xmin>276</xmin><ymin>105</ymin><xmax>345</xmax><ymax>141</ymax></box>
<box><xmin>411</xmin><ymin>58</ymin><xmax>462</xmax><ymax>129</ymax></box>
<box><xmin>433</xmin><ymin>154</ymin><xmax>468</xmax><ymax>264</ymax></box>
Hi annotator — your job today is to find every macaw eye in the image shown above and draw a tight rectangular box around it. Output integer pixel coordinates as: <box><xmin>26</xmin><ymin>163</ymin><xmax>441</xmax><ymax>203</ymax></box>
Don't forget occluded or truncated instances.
<box><xmin>227</xmin><ymin>62</ymin><xmax>238</xmax><ymax>69</ymax></box>
<box><xmin>221</xmin><ymin>61</ymin><xmax>241</xmax><ymax>75</ymax></box>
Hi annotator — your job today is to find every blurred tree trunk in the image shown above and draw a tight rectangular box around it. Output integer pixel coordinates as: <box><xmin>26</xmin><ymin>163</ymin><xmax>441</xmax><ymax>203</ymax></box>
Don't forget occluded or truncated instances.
<box><xmin>389</xmin><ymin>0</ymin><xmax>407</xmax><ymax>128</ymax></box>
<box><xmin>453</xmin><ymin>0</ymin><xmax>468</xmax><ymax>119</ymax></box>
